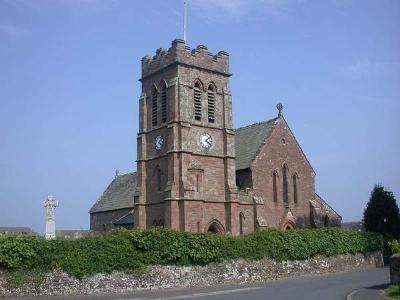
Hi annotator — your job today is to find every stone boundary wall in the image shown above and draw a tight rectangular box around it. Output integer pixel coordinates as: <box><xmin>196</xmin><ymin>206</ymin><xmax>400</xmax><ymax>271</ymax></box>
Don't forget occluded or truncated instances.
<box><xmin>0</xmin><ymin>252</ymin><xmax>383</xmax><ymax>298</ymax></box>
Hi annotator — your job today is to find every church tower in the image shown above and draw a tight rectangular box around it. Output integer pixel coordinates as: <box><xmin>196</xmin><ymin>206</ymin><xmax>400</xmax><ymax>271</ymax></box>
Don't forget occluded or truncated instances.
<box><xmin>134</xmin><ymin>39</ymin><xmax>239</xmax><ymax>235</ymax></box>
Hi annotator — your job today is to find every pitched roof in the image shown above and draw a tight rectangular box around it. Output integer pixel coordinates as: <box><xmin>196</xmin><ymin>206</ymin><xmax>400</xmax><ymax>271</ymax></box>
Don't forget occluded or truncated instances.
<box><xmin>314</xmin><ymin>193</ymin><xmax>342</xmax><ymax>220</ymax></box>
<box><xmin>235</xmin><ymin>117</ymin><xmax>279</xmax><ymax>170</ymax></box>
<box><xmin>89</xmin><ymin>172</ymin><xmax>137</xmax><ymax>213</ymax></box>
<box><xmin>113</xmin><ymin>210</ymin><xmax>134</xmax><ymax>225</ymax></box>
<box><xmin>0</xmin><ymin>227</ymin><xmax>32</xmax><ymax>234</ymax></box>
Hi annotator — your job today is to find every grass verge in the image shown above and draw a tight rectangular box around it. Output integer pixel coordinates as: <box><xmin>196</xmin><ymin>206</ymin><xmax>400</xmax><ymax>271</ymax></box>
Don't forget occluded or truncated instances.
<box><xmin>384</xmin><ymin>285</ymin><xmax>400</xmax><ymax>299</ymax></box>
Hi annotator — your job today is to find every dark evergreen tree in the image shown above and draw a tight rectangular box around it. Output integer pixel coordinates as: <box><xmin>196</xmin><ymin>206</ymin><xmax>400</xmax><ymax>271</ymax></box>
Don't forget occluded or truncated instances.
<box><xmin>363</xmin><ymin>185</ymin><xmax>400</xmax><ymax>238</ymax></box>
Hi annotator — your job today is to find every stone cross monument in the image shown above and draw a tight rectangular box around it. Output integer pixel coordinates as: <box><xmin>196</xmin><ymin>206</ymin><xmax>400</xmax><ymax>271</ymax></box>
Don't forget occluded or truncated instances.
<box><xmin>44</xmin><ymin>195</ymin><xmax>58</xmax><ymax>240</ymax></box>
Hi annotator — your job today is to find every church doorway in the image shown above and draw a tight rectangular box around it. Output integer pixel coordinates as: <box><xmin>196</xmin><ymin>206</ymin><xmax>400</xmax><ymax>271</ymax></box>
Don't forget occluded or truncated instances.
<box><xmin>206</xmin><ymin>220</ymin><xmax>225</xmax><ymax>234</ymax></box>
<box><xmin>283</xmin><ymin>221</ymin><xmax>295</xmax><ymax>230</ymax></box>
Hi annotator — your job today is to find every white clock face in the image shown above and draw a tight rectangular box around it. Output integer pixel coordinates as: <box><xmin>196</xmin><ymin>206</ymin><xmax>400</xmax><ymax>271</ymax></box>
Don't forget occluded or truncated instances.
<box><xmin>154</xmin><ymin>135</ymin><xmax>164</xmax><ymax>151</ymax></box>
<box><xmin>199</xmin><ymin>133</ymin><xmax>213</xmax><ymax>150</ymax></box>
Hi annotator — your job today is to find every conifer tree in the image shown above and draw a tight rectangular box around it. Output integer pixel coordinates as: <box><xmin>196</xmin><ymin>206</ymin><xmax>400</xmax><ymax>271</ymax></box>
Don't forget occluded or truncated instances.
<box><xmin>363</xmin><ymin>185</ymin><xmax>400</xmax><ymax>238</ymax></box>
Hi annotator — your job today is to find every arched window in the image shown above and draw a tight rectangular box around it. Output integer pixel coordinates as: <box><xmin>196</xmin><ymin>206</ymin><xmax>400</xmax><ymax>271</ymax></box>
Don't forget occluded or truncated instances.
<box><xmin>273</xmin><ymin>171</ymin><xmax>278</xmax><ymax>202</ymax></box>
<box><xmin>324</xmin><ymin>215</ymin><xmax>329</xmax><ymax>227</ymax></box>
<box><xmin>194</xmin><ymin>82</ymin><xmax>202</xmax><ymax>121</ymax></box>
<box><xmin>161</xmin><ymin>81</ymin><xmax>167</xmax><ymax>123</ymax></box>
<box><xmin>282</xmin><ymin>164</ymin><xmax>288</xmax><ymax>203</ymax></box>
<box><xmin>151</xmin><ymin>85</ymin><xmax>158</xmax><ymax>126</ymax></box>
<box><xmin>207</xmin><ymin>85</ymin><xmax>215</xmax><ymax>123</ymax></box>
<box><xmin>293</xmin><ymin>174</ymin><xmax>298</xmax><ymax>204</ymax></box>
<box><xmin>157</xmin><ymin>167</ymin><xmax>162</xmax><ymax>192</ymax></box>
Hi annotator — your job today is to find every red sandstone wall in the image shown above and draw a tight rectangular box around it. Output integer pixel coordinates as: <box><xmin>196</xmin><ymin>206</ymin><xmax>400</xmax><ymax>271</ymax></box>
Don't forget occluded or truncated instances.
<box><xmin>251</xmin><ymin>118</ymin><xmax>315</xmax><ymax>229</ymax></box>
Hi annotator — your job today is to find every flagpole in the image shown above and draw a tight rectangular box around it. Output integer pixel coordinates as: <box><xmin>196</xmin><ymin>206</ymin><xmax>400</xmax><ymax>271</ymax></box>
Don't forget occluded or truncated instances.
<box><xmin>183</xmin><ymin>1</ymin><xmax>187</xmax><ymax>43</ymax></box>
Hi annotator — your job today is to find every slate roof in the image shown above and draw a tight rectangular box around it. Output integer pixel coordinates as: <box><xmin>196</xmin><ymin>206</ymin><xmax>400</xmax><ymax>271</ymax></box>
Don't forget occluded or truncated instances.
<box><xmin>235</xmin><ymin>117</ymin><xmax>279</xmax><ymax>170</ymax></box>
<box><xmin>89</xmin><ymin>172</ymin><xmax>137</xmax><ymax>213</ymax></box>
<box><xmin>0</xmin><ymin>227</ymin><xmax>32</xmax><ymax>234</ymax></box>
<box><xmin>113</xmin><ymin>210</ymin><xmax>134</xmax><ymax>225</ymax></box>
<box><xmin>314</xmin><ymin>193</ymin><xmax>342</xmax><ymax>220</ymax></box>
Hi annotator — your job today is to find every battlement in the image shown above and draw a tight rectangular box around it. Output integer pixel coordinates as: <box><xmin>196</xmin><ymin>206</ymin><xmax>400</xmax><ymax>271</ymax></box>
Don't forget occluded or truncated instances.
<box><xmin>141</xmin><ymin>39</ymin><xmax>230</xmax><ymax>79</ymax></box>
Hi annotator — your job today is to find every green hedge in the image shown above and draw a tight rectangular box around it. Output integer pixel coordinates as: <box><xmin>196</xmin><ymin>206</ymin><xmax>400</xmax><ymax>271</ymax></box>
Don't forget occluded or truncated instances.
<box><xmin>0</xmin><ymin>228</ymin><xmax>383</xmax><ymax>278</ymax></box>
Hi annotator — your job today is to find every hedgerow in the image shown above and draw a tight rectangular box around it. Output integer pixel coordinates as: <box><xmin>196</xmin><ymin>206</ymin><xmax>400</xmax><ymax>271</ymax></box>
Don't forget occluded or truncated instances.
<box><xmin>0</xmin><ymin>228</ymin><xmax>383</xmax><ymax>279</ymax></box>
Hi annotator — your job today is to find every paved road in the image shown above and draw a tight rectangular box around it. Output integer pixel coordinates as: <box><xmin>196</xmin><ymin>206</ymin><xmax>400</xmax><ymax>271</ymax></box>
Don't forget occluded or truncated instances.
<box><xmin>9</xmin><ymin>268</ymin><xmax>389</xmax><ymax>300</ymax></box>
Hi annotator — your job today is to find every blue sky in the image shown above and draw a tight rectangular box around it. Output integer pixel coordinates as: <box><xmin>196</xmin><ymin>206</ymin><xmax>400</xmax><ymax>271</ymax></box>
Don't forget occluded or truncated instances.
<box><xmin>0</xmin><ymin>0</ymin><xmax>399</xmax><ymax>233</ymax></box>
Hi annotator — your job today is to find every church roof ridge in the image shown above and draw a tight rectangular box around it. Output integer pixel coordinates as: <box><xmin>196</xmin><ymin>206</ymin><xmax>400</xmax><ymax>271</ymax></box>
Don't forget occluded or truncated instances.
<box><xmin>235</xmin><ymin>117</ymin><xmax>279</xmax><ymax>131</ymax></box>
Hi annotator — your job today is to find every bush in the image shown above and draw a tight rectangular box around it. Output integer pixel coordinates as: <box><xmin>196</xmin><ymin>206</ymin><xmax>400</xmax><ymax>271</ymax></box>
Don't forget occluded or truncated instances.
<box><xmin>0</xmin><ymin>228</ymin><xmax>383</xmax><ymax>279</ymax></box>
<box><xmin>388</xmin><ymin>240</ymin><xmax>400</xmax><ymax>254</ymax></box>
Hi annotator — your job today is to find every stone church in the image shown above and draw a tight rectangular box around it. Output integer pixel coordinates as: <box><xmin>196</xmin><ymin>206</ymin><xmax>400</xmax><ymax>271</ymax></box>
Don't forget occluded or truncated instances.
<box><xmin>90</xmin><ymin>39</ymin><xmax>341</xmax><ymax>235</ymax></box>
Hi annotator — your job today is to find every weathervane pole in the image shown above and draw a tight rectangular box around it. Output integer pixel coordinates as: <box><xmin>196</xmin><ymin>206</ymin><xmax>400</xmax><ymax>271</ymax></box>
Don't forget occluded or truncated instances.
<box><xmin>183</xmin><ymin>1</ymin><xmax>187</xmax><ymax>43</ymax></box>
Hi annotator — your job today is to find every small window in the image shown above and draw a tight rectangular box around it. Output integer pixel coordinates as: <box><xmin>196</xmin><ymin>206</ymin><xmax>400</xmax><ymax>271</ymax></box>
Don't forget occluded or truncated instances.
<box><xmin>194</xmin><ymin>82</ymin><xmax>202</xmax><ymax>121</ymax></box>
<box><xmin>273</xmin><ymin>171</ymin><xmax>278</xmax><ymax>202</ymax></box>
<box><xmin>207</xmin><ymin>85</ymin><xmax>215</xmax><ymax>123</ymax></box>
<box><xmin>151</xmin><ymin>86</ymin><xmax>158</xmax><ymax>126</ymax></box>
<box><xmin>161</xmin><ymin>81</ymin><xmax>167</xmax><ymax>123</ymax></box>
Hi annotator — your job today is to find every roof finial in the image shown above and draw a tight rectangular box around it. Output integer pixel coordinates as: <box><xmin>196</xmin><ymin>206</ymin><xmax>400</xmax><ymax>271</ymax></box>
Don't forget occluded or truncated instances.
<box><xmin>276</xmin><ymin>102</ymin><xmax>283</xmax><ymax>117</ymax></box>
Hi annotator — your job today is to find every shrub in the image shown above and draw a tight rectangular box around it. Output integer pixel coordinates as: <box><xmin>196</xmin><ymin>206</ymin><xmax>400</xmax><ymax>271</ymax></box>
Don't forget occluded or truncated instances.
<box><xmin>0</xmin><ymin>228</ymin><xmax>383</xmax><ymax>278</ymax></box>
<box><xmin>388</xmin><ymin>240</ymin><xmax>400</xmax><ymax>254</ymax></box>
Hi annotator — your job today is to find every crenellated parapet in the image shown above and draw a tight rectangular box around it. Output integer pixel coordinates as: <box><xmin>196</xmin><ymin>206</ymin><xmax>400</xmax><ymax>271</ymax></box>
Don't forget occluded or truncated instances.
<box><xmin>141</xmin><ymin>39</ymin><xmax>230</xmax><ymax>79</ymax></box>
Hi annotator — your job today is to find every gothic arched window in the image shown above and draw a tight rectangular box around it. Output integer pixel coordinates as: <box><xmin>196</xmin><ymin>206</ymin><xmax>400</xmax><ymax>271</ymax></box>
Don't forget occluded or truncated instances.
<box><xmin>207</xmin><ymin>85</ymin><xmax>215</xmax><ymax>123</ymax></box>
<box><xmin>273</xmin><ymin>171</ymin><xmax>278</xmax><ymax>202</ymax></box>
<box><xmin>194</xmin><ymin>82</ymin><xmax>202</xmax><ymax>121</ymax></box>
<box><xmin>161</xmin><ymin>81</ymin><xmax>167</xmax><ymax>123</ymax></box>
<box><xmin>151</xmin><ymin>85</ymin><xmax>158</xmax><ymax>126</ymax></box>
<box><xmin>293</xmin><ymin>174</ymin><xmax>298</xmax><ymax>204</ymax></box>
<box><xmin>282</xmin><ymin>164</ymin><xmax>288</xmax><ymax>203</ymax></box>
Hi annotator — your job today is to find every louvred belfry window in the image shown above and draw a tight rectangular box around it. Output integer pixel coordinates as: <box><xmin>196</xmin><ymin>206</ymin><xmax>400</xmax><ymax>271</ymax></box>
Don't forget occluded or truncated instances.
<box><xmin>207</xmin><ymin>85</ymin><xmax>215</xmax><ymax>123</ymax></box>
<box><xmin>194</xmin><ymin>82</ymin><xmax>202</xmax><ymax>121</ymax></box>
<box><xmin>151</xmin><ymin>86</ymin><xmax>158</xmax><ymax>126</ymax></box>
<box><xmin>161</xmin><ymin>81</ymin><xmax>167</xmax><ymax>123</ymax></box>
